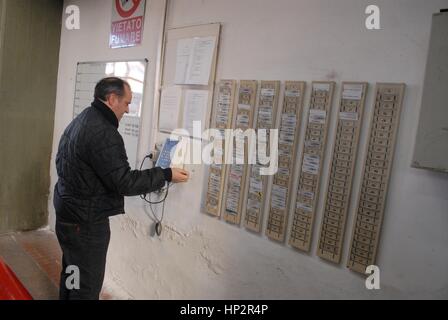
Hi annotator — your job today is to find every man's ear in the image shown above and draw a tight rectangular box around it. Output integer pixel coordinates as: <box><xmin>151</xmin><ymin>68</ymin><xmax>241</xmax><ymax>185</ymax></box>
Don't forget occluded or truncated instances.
<box><xmin>106</xmin><ymin>93</ymin><xmax>116</xmax><ymax>107</ymax></box>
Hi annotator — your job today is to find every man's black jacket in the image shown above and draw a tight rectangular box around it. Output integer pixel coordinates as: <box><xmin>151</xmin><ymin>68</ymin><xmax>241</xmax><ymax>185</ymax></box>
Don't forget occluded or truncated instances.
<box><xmin>54</xmin><ymin>99</ymin><xmax>171</xmax><ymax>224</ymax></box>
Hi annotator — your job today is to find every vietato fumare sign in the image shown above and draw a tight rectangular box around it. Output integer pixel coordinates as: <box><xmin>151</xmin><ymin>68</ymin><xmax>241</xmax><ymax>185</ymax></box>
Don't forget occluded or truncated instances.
<box><xmin>110</xmin><ymin>0</ymin><xmax>146</xmax><ymax>48</ymax></box>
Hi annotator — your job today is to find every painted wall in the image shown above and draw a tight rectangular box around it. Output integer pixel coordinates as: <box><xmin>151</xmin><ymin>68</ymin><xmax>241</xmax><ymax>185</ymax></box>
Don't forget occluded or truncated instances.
<box><xmin>0</xmin><ymin>0</ymin><xmax>62</xmax><ymax>233</ymax></box>
<box><xmin>50</xmin><ymin>0</ymin><xmax>448</xmax><ymax>299</ymax></box>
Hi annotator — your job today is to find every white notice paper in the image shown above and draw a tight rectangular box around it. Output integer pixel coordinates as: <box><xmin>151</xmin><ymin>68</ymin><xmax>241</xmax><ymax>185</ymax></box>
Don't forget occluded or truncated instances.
<box><xmin>208</xmin><ymin>172</ymin><xmax>221</xmax><ymax>198</ymax></box>
<box><xmin>159</xmin><ymin>86</ymin><xmax>182</xmax><ymax>132</ymax></box>
<box><xmin>271</xmin><ymin>185</ymin><xmax>287</xmax><ymax>210</ymax></box>
<box><xmin>183</xmin><ymin>89</ymin><xmax>208</xmax><ymax>137</ymax></box>
<box><xmin>298</xmin><ymin>190</ymin><xmax>315</xmax><ymax>200</ymax></box>
<box><xmin>296</xmin><ymin>201</ymin><xmax>313</xmax><ymax>212</ymax></box>
<box><xmin>313</xmin><ymin>83</ymin><xmax>330</xmax><ymax>92</ymax></box>
<box><xmin>302</xmin><ymin>154</ymin><xmax>320</xmax><ymax>175</ymax></box>
<box><xmin>174</xmin><ymin>36</ymin><xmax>216</xmax><ymax>85</ymax></box>
<box><xmin>186</xmin><ymin>36</ymin><xmax>216</xmax><ymax>85</ymax></box>
<box><xmin>342</xmin><ymin>84</ymin><xmax>363</xmax><ymax>100</ymax></box>
<box><xmin>279</xmin><ymin>113</ymin><xmax>297</xmax><ymax>145</ymax></box>
<box><xmin>339</xmin><ymin>112</ymin><xmax>359</xmax><ymax>121</ymax></box>
<box><xmin>174</xmin><ymin>38</ymin><xmax>194</xmax><ymax>85</ymax></box>
<box><xmin>247</xmin><ymin>198</ymin><xmax>261</xmax><ymax>211</ymax></box>
<box><xmin>236</xmin><ymin>114</ymin><xmax>250</xmax><ymax>128</ymax></box>
<box><xmin>118</xmin><ymin>115</ymin><xmax>140</xmax><ymax>170</ymax></box>
<box><xmin>285</xmin><ymin>89</ymin><xmax>300</xmax><ymax>97</ymax></box>
<box><xmin>309</xmin><ymin>109</ymin><xmax>327</xmax><ymax>124</ymax></box>
<box><xmin>261</xmin><ymin>88</ymin><xmax>275</xmax><ymax>97</ymax></box>
<box><xmin>249</xmin><ymin>177</ymin><xmax>263</xmax><ymax>194</ymax></box>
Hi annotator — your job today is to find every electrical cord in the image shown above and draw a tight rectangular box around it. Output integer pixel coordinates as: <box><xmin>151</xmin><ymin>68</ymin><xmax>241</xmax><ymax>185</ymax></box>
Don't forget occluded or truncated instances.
<box><xmin>139</xmin><ymin>155</ymin><xmax>170</xmax><ymax>236</ymax></box>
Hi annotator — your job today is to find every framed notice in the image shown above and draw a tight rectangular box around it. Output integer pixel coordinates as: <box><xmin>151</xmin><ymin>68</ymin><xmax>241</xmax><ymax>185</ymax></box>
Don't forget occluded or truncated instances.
<box><xmin>159</xmin><ymin>23</ymin><xmax>221</xmax><ymax>137</ymax></box>
<box><xmin>110</xmin><ymin>0</ymin><xmax>146</xmax><ymax>49</ymax></box>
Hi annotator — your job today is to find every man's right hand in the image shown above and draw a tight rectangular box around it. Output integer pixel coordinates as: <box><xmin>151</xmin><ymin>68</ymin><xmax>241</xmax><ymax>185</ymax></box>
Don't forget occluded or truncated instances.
<box><xmin>171</xmin><ymin>168</ymin><xmax>189</xmax><ymax>183</ymax></box>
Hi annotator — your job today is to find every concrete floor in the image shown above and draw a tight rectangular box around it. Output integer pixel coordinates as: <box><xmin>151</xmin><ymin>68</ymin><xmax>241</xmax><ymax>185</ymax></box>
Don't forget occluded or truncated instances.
<box><xmin>0</xmin><ymin>229</ymin><xmax>112</xmax><ymax>300</ymax></box>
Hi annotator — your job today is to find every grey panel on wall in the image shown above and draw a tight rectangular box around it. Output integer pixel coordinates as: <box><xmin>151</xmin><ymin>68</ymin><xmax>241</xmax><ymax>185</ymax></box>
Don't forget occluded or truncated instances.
<box><xmin>0</xmin><ymin>0</ymin><xmax>62</xmax><ymax>233</ymax></box>
<box><xmin>412</xmin><ymin>11</ymin><xmax>448</xmax><ymax>173</ymax></box>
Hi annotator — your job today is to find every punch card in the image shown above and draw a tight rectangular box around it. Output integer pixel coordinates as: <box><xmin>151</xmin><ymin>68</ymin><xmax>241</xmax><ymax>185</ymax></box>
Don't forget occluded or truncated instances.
<box><xmin>316</xmin><ymin>82</ymin><xmax>368</xmax><ymax>263</ymax></box>
<box><xmin>223</xmin><ymin>80</ymin><xmax>258</xmax><ymax>225</ymax></box>
<box><xmin>288</xmin><ymin>81</ymin><xmax>335</xmax><ymax>250</ymax></box>
<box><xmin>265</xmin><ymin>81</ymin><xmax>306</xmax><ymax>241</ymax></box>
<box><xmin>244</xmin><ymin>81</ymin><xmax>280</xmax><ymax>233</ymax></box>
<box><xmin>205</xmin><ymin>80</ymin><xmax>237</xmax><ymax>217</ymax></box>
<box><xmin>347</xmin><ymin>83</ymin><xmax>405</xmax><ymax>273</ymax></box>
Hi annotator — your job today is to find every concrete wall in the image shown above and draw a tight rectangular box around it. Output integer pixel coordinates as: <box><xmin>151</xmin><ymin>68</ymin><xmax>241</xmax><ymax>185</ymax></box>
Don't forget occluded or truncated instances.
<box><xmin>50</xmin><ymin>0</ymin><xmax>448</xmax><ymax>299</ymax></box>
<box><xmin>0</xmin><ymin>0</ymin><xmax>62</xmax><ymax>233</ymax></box>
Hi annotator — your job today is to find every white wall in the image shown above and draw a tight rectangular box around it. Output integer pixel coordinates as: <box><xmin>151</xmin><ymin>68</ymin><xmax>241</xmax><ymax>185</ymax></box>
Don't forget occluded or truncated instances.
<box><xmin>50</xmin><ymin>0</ymin><xmax>448</xmax><ymax>299</ymax></box>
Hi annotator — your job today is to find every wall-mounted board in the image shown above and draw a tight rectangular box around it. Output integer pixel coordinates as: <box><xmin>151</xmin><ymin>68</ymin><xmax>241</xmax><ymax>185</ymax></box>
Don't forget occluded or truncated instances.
<box><xmin>265</xmin><ymin>81</ymin><xmax>306</xmax><ymax>242</ymax></box>
<box><xmin>204</xmin><ymin>80</ymin><xmax>237</xmax><ymax>217</ymax></box>
<box><xmin>159</xmin><ymin>23</ymin><xmax>221</xmax><ymax>137</ymax></box>
<box><xmin>244</xmin><ymin>80</ymin><xmax>280</xmax><ymax>233</ymax></box>
<box><xmin>288</xmin><ymin>82</ymin><xmax>335</xmax><ymax>250</ymax></box>
<box><xmin>223</xmin><ymin>80</ymin><xmax>258</xmax><ymax>225</ymax></box>
<box><xmin>347</xmin><ymin>83</ymin><xmax>405</xmax><ymax>273</ymax></box>
<box><xmin>316</xmin><ymin>82</ymin><xmax>368</xmax><ymax>263</ymax></box>
<box><xmin>412</xmin><ymin>12</ymin><xmax>448</xmax><ymax>173</ymax></box>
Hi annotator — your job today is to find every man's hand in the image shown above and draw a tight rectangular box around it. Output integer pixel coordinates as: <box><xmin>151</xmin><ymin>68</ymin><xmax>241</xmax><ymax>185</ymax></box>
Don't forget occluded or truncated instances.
<box><xmin>171</xmin><ymin>168</ymin><xmax>189</xmax><ymax>183</ymax></box>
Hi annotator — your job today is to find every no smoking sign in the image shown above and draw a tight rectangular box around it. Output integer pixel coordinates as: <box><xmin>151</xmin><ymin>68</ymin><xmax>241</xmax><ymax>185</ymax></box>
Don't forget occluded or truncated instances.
<box><xmin>110</xmin><ymin>0</ymin><xmax>146</xmax><ymax>48</ymax></box>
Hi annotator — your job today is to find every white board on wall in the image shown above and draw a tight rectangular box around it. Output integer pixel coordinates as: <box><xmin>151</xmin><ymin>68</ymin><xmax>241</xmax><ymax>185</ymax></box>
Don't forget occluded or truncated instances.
<box><xmin>412</xmin><ymin>12</ymin><xmax>448</xmax><ymax>173</ymax></box>
<box><xmin>158</xmin><ymin>23</ymin><xmax>221</xmax><ymax>137</ymax></box>
<box><xmin>73</xmin><ymin>60</ymin><xmax>148</xmax><ymax>169</ymax></box>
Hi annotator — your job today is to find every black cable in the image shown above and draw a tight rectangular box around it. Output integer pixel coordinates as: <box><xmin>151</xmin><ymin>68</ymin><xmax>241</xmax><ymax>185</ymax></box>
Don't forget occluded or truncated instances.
<box><xmin>139</xmin><ymin>155</ymin><xmax>170</xmax><ymax>236</ymax></box>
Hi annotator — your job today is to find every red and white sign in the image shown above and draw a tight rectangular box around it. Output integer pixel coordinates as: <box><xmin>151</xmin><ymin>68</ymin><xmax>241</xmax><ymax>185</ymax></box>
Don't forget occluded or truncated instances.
<box><xmin>110</xmin><ymin>0</ymin><xmax>146</xmax><ymax>48</ymax></box>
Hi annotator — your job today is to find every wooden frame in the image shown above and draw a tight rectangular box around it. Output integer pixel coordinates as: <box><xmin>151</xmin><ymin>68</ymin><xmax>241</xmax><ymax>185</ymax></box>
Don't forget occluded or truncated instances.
<box><xmin>346</xmin><ymin>83</ymin><xmax>405</xmax><ymax>273</ymax></box>
<box><xmin>265</xmin><ymin>81</ymin><xmax>306</xmax><ymax>242</ymax></box>
<box><xmin>158</xmin><ymin>23</ymin><xmax>221</xmax><ymax>136</ymax></box>
<box><xmin>288</xmin><ymin>81</ymin><xmax>335</xmax><ymax>251</ymax></box>
<box><xmin>222</xmin><ymin>80</ymin><xmax>258</xmax><ymax>225</ymax></box>
<box><xmin>316</xmin><ymin>82</ymin><xmax>368</xmax><ymax>263</ymax></box>
<box><xmin>204</xmin><ymin>80</ymin><xmax>237</xmax><ymax>217</ymax></box>
<box><xmin>244</xmin><ymin>80</ymin><xmax>281</xmax><ymax>233</ymax></box>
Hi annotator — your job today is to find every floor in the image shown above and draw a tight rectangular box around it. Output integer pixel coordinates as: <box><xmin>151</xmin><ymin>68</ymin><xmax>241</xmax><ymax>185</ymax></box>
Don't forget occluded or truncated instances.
<box><xmin>0</xmin><ymin>229</ymin><xmax>113</xmax><ymax>300</ymax></box>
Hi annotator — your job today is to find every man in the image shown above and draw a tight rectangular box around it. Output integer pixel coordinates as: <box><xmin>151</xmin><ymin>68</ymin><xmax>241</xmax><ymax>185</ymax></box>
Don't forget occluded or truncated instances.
<box><xmin>53</xmin><ymin>77</ymin><xmax>189</xmax><ymax>300</ymax></box>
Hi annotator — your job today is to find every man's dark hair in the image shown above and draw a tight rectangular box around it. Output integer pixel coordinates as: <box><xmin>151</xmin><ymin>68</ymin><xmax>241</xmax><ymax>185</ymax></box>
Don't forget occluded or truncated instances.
<box><xmin>94</xmin><ymin>77</ymin><xmax>130</xmax><ymax>101</ymax></box>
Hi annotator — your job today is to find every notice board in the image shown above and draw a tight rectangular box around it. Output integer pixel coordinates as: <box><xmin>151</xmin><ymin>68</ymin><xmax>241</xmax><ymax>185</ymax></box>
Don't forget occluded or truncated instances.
<box><xmin>412</xmin><ymin>12</ymin><xmax>448</xmax><ymax>173</ymax></box>
<box><xmin>158</xmin><ymin>23</ymin><xmax>221</xmax><ymax>137</ymax></box>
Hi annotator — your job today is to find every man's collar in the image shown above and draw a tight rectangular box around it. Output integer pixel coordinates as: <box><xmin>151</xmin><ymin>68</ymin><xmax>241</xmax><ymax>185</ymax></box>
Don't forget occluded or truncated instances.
<box><xmin>92</xmin><ymin>99</ymin><xmax>119</xmax><ymax>128</ymax></box>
